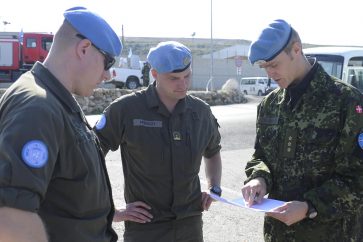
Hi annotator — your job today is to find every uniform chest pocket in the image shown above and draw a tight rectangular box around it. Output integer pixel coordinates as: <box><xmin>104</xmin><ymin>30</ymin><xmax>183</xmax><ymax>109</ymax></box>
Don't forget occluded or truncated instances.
<box><xmin>257</xmin><ymin>123</ymin><xmax>280</xmax><ymax>159</ymax></box>
<box><xmin>256</xmin><ymin>123</ymin><xmax>281</xmax><ymax>176</ymax></box>
<box><xmin>184</xmin><ymin>114</ymin><xmax>212</xmax><ymax>175</ymax></box>
<box><xmin>124</xmin><ymin>125</ymin><xmax>166</xmax><ymax>176</ymax></box>
<box><xmin>72</xmin><ymin>122</ymin><xmax>96</xmax><ymax>145</ymax></box>
<box><xmin>183</xmin><ymin>127</ymin><xmax>201</xmax><ymax>175</ymax></box>
<box><xmin>300</xmin><ymin>127</ymin><xmax>338</xmax><ymax>181</ymax></box>
<box><xmin>257</xmin><ymin>115</ymin><xmax>279</xmax><ymax>147</ymax></box>
<box><xmin>302</xmin><ymin>127</ymin><xmax>338</xmax><ymax>146</ymax></box>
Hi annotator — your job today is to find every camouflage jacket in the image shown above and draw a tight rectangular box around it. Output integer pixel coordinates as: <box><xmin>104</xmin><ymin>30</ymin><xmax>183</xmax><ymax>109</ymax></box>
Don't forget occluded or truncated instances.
<box><xmin>245</xmin><ymin>63</ymin><xmax>363</xmax><ymax>242</ymax></box>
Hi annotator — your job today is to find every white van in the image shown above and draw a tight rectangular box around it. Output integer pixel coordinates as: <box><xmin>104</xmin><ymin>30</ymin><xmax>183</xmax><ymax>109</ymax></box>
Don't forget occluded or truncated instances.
<box><xmin>304</xmin><ymin>47</ymin><xmax>363</xmax><ymax>92</ymax></box>
<box><xmin>240</xmin><ymin>77</ymin><xmax>277</xmax><ymax>96</ymax></box>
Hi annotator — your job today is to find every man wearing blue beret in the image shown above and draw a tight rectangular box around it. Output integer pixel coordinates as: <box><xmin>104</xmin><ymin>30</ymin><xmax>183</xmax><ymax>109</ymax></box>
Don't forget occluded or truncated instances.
<box><xmin>94</xmin><ymin>41</ymin><xmax>223</xmax><ymax>242</ymax></box>
<box><xmin>242</xmin><ymin>19</ymin><xmax>363</xmax><ymax>241</ymax></box>
<box><xmin>0</xmin><ymin>6</ymin><xmax>121</xmax><ymax>242</ymax></box>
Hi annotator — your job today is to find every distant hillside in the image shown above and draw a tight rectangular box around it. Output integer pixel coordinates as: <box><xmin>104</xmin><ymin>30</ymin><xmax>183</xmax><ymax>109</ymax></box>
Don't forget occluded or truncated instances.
<box><xmin>121</xmin><ymin>37</ymin><xmax>251</xmax><ymax>59</ymax></box>
<box><xmin>120</xmin><ymin>36</ymin><xmax>343</xmax><ymax>60</ymax></box>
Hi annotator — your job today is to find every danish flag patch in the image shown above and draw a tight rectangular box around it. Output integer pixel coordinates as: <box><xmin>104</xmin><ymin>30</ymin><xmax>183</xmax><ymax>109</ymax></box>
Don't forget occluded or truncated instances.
<box><xmin>356</xmin><ymin>105</ymin><xmax>363</xmax><ymax>114</ymax></box>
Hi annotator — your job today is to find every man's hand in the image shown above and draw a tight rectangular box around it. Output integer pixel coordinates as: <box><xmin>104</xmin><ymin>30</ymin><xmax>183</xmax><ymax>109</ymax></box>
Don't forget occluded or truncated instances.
<box><xmin>113</xmin><ymin>201</ymin><xmax>153</xmax><ymax>223</ymax></box>
<box><xmin>266</xmin><ymin>201</ymin><xmax>308</xmax><ymax>226</ymax></box>
<box><xmin>241</xmin><ymin>177</ymin><xmax>267</xmax><ymax>207</ymax></box>
<box><xmin>201</xmin><ymin>192</ymin><xmax>215</xmax><ymax>211</ymax></box>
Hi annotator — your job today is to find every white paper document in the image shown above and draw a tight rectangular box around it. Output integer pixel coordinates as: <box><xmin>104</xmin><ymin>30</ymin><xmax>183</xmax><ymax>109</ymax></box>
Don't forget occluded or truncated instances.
<box><xmin>210</xmin><ymin>193</ymin><xmax>285</xmax><ymax>213</ymax></box>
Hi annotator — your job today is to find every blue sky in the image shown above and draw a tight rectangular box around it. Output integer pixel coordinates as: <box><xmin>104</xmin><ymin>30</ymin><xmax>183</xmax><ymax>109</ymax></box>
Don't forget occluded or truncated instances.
<box><xmin>1</xmin><ymin>0</ymin><xmax>363</xmax><ymax>46</ymax></box>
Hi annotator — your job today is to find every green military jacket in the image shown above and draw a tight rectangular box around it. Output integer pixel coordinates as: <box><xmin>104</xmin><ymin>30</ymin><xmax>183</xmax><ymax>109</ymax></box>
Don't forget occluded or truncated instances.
<box><xmin>0</xmin><ymin>63</ymin><xmax>117</xmax><ymax>242</ymax></box>
<box><xmin>245</xmin><ymin>63</ymin><xmax>363</xmax><ymax>241</ymax></box>
<box><xmin>95</xmin><ymin>83</ymin><xmax>221</xmax><ymax>223</ymax></box>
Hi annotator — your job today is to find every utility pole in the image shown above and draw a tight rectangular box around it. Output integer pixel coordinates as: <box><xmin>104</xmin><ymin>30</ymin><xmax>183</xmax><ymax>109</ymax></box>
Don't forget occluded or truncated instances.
<box><xmin>209</xmin><ymin>0</ymin><xmax>214</xmax><ymax>91</ymax></box>
<box><xmin>121</xmin><ymin>24</ymin><xmax>125</xmax><ymax>48</ymax></box>
<box><xmin>191</xmin><ymin>32</ymin><xmax>196</xmax><ymax>81</ymax></box>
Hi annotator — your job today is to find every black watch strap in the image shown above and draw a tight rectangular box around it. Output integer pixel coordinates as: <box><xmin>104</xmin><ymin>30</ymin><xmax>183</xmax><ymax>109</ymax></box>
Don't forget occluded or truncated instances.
<box><xmin>210</xmin><ymin>185</ymin><xmax>222</xmax><ymax>197</ymax></box>
<box><xmin>306</xmin><ymin>200</ymin><xmax>318</xmax><ymax>219</ymax></box>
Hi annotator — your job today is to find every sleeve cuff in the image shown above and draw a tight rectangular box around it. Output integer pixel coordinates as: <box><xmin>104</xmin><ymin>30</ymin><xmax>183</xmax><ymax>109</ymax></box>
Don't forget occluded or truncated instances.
<box><xmin>245</xmin><ymin>170</ymin><xmax>272</xmax><ymax>194</ymax></box>
<box><xmin>0</xmin><ymin>188</ymin><xmax>40</xmax><ymax>212</ymax></box>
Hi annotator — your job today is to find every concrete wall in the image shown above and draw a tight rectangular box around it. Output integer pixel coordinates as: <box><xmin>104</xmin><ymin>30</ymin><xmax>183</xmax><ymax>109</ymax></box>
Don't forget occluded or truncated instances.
<box><xmin>0</xmin><ymin>88</ymin><xmax>247</xmax><ymax>115</ymax></box>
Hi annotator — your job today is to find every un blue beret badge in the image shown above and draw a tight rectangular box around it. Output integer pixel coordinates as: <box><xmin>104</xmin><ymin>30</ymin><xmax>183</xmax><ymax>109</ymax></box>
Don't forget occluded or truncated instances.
<box><xmin>95</xmin><ymin>114</ymin><xmax>106</xmax><ymax>130</ymax></box>
<box><xmin>358</xmin><ymin>133</ymin><xmax>363</xmax><ymax>149</ymax></box>
<box><xmin>183</xmin><ymin>57</ymin><xmax>191</xmax><ymax>66</ymax></box>
<box><xmin>255</xmin><ymin>60</ymin><xmax>267</xmax><ymax>65</ymax></box>
<box><xmin>21</xmin><ymin>140</ymin><xmax>48</xmax><ymax>168</ymax></box>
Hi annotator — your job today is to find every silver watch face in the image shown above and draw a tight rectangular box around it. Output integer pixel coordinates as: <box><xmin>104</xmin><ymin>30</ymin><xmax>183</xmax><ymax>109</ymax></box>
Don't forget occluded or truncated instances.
<box><xmin>211</xmin><ymin>186</ymin><xmax>221</xmax><ymax>195</ymax></box>
<box><xmin>213</xmin><ymin>186</ymin><xmax>221</xmax><ymax>193</ymax></box>
<box><xmin>309</xmin><ymin>210</ymin><xmax>318</xmax><ymax>219</ymax></box>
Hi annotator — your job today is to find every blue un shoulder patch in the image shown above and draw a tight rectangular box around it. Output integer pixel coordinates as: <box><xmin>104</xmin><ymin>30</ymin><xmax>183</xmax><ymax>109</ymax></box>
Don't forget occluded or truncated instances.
<box><xmin>21</xmin><ymin>140</ymin><xmax>49</xmax><ymax>168</ymax></box>
<box><xmin>358</xmin><ymin>133</ymin><xmax>363</xmax><ymax>149</ymax></box>
<box><xmin>95</xmin><ymin>114</ymin><xmax>107</xmax><ymax>130</ymax></box>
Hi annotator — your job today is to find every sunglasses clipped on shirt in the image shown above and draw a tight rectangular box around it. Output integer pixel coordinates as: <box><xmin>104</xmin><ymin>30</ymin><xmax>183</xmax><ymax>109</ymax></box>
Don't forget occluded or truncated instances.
<box><xmin>76</xmin><ymin>34</ymin><xmax>115</xmax><ymax>71</ymax></box>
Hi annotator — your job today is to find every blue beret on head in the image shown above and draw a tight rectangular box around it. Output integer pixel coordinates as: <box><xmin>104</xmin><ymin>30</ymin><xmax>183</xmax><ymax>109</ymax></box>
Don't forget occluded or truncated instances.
<box><xmin>248</xmin><ymin>19</ymin><xmax>292</xmax><ymax>64</ymax></box>
<box><xmin>63</xmin><ymin>6</ymin><xmax>122</xmax><ymax>57</ymax></box>
<box><xmin>147</xmin><ymin>41</ymin><xmax>192</xmax><ymax>74</ymax></box>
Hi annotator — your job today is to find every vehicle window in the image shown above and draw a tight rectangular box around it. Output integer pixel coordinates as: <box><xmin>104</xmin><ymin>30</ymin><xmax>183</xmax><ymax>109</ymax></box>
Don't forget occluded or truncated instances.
<box><xmin>241</xmin><ymin>77</ymin><xmax>269</xmax><ymax>86</ymax></box>
<box><xmin>42</xmin><ymin>37</ymin><xmax>53</xmax><ymax>51</ymax></box>
<box><xmin>348</xmin><ymin>68</ymin><xmax>363</xmax><ymax>92</ymax></box>
<box><xmin>305</xmin><ymin>54</ymin><xmax>344</xmax><ymax>79</ymax></box>
<box><xmin>348</xmin><ymin>57</ymin><xmax>363</xmax><ymax>67</ymax></box>
<box><xmin>26</xmin><ymin>38</ymin><xmax>36</xmax><ymax>48</ymax></box>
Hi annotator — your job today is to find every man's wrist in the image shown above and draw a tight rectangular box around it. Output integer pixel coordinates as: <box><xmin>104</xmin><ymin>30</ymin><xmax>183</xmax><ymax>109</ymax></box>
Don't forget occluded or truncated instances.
<box><xmin>305</xmin><ymin>200</ymin><xmax>318</xmax><ymax>219</ymax></box>
<box><xmin>209</xmin><ymin>185</ymin><xmax>222</xmax><ymax>197</ymax></box>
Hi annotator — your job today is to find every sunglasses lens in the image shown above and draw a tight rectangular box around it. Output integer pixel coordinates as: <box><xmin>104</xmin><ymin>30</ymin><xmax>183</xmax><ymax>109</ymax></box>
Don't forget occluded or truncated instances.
<box><xmin>105</xmin><ymin>56</ymin><xmax>115</xmax><ymax>70</ymax></box>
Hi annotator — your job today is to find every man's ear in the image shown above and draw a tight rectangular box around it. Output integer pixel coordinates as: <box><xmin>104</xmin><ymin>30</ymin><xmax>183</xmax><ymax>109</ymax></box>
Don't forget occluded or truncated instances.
<box><xmin>151</xmin><ymin>69</ymin><xmax>158</xmax><ymax>78</ymax></box>
<box><xmin>292</xmin><ymin>41</ymin><xmax>302</xmax><ymax>55</ymax></box>
<box><xmin>76</xmin><ymin>39</ymin><xmax>92</xmax><ymax>58</ymax></box>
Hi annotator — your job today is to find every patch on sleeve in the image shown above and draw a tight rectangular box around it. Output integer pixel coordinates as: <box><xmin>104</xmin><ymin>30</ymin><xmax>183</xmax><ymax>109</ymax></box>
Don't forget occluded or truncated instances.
<box><xmin>95</xmin><ymin>114</ymin><xmax>107</xmax><ymax>130</ymax></box>
<box><xmin>358</xmin><ymin>133</ymin><xmax>363</xmax><ymax>149</ymax></box>
<box><xmin>21</xmin><ymin>140</ymin><xmax>48</xmax><ymax>168</ymax></box>
<box><xmin>355</xmin><ymin>105</ymin><xmax>363</xmax><ymax>114</ymax></box>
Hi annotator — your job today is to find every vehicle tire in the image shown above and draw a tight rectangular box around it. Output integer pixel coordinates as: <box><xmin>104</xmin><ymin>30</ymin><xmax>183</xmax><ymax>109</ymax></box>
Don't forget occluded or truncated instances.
<box><xmin>257</xmin><ymin>90</ymin><xmax>263</xmax><ymax>96</ymax></box>
<box><xmin>115</xmin><ymin>82</ymin><xmax>124</xmax><ymax>89</ymax></box>
<box><xmin>126</xmin><ymin>77</ymin><xmax>140</xmax><ymax>89</ymax></box>
<box><xmin>243</xmin><ymin>90</ymin><xmax>248</xmax><ymax>95</ymax></box>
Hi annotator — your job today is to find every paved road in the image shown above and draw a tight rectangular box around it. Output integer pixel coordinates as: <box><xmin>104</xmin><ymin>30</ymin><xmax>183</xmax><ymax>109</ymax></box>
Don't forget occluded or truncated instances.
<box><xmin>87</xmin><ymin>95</ymin><xmax>265</xmax><ymax>242</ymax></box>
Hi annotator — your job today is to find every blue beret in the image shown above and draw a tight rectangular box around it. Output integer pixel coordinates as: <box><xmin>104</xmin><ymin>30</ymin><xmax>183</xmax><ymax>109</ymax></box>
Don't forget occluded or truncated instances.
<box><xmin>64</xmin><ymin>6</ymin><xmax>122</xmax><ymax>57</ymax></box>
<box><xmin>248</xmin><ymin>19</ymin><xmax>292</xmax><ymax>64</ymax></box>
<box><xmin>147</xmin><ymin>41</ymin><xmax>192</xmax><ymax>73</ymax></box>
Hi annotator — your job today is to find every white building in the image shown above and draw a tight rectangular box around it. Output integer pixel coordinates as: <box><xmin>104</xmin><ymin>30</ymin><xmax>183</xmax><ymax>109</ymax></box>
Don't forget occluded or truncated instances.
<box><xmin>191</xmin><ymin>44</ymin><xmax>266</xmax><ymax>90</ymax></box>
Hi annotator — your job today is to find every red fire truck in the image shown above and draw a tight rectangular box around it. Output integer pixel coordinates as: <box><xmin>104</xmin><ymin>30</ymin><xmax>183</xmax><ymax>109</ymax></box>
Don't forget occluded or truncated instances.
<box><xmin>0</xmin><ymin>32</ymin><xmax>53</xmax><ymax>82</ymax></box>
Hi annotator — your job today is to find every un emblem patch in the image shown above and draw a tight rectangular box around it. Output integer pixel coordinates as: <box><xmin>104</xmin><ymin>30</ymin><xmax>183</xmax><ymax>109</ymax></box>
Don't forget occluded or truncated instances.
<box><xmin>21</xmin><ymin>140</ymin><xmax>48</xmax><ymax>168</ymax></box>
<box><xmin>358</xmin><ymin>133</ymin><xmax>363</xmax><ymax>150</ymax></box>
<box><xmin>95</xmin><ymin>114</ymin><xmax>107</xmax><ymax>130</ymax></box>
<box><xmin>183</xmin><ymin>57</ymin><xmax>191</xmax><ymax>66</ymax></box>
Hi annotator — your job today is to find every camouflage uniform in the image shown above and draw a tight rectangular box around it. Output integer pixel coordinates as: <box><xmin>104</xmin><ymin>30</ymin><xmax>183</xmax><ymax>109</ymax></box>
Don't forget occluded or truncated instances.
<box><xmin>245</xmin><ymin>62</ymin><xmax>363</xmax><ymax>242</ymax></box>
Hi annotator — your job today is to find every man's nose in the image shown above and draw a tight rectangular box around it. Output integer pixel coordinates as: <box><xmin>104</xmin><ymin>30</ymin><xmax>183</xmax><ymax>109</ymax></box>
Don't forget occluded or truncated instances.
<box><xmin>180</xmin><ymin>78</ymin><xmax>189</xmax><ymax>88</ymax></box>
<box><xmin>103</xmin><ymin>69</ymin><xmax>112</xmax><ymax>81</ymax></box>
<box><xmin>265</xmin><ymin>68</ymin><xmax>275</xmax><ymax>79</ymax></box>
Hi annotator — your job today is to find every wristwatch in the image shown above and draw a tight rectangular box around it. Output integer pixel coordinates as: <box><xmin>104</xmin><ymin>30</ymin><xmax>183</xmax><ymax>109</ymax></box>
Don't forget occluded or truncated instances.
<box><xmin>306</xmin><ymin>200</ymin><xmax>318</xmax><ymax>219</ymax></box>
<box><xmin>210</xmin><ymin>185</ymin><xmax>222</xmax><ymax>197</ymax></box>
